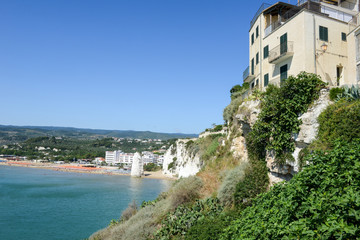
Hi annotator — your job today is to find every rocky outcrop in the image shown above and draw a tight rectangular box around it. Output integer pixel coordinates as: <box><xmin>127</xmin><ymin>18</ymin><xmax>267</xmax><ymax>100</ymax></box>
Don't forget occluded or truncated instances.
<box><xmin>266</xmin><ymin>89</ymin><xmax>331</xmax><ymax>185</ymax></box>
<box><xmin>131</xmin><ymin>152</ymin><xmax>143</xmax><ymax>177</ymax></box>
<box><xmin>162</xmin><ymin>139</ymin><xmax>201</xmax><ymax>178</ymax></box>
<box><xmin>235</xmin><ymin>100</ymin><xmax>260</xmax><ymax>136</ymax></box>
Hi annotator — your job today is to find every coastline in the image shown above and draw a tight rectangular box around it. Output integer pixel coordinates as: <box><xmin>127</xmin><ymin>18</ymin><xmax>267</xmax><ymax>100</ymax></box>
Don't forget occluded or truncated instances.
<box><xmin>0</xmin><ymin>161</ymin><xmax>176</xmax><ymax>180</ymax></box>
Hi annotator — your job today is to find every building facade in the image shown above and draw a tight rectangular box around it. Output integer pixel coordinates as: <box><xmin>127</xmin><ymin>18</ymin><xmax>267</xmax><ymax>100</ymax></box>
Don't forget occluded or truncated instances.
<box><xmin>243</xmin><ymin>0</ymin><xmax>360</xmax><ymax>90</ymax></box>
<box><xmin>105</xmin><ymin>151</ymin><xmax>134</xmax><ymax>165</ymax></box>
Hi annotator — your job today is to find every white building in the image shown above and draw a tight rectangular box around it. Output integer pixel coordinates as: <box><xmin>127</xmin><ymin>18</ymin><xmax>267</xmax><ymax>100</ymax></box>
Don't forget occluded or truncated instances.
<box><xmin>244</xmin><ymin>0</ymin><xmax>360</xmax><ymax>90</ymax></box>
<box><xmin>105</xmin><ymin>150</ymin><xmax>134</xmax><ymax>165</ymax></box>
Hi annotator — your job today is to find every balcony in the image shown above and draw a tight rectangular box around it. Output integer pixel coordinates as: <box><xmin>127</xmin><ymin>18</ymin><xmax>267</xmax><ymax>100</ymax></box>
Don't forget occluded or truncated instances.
<box><xmin>268</xmin><ymin>41</ymin><xmax>294</xmax><ymax>64</ymax></box>
<box><xmin>243</xmin><ymin>66</ymin><xmax>255</xmax><ymax>83</ymax></box>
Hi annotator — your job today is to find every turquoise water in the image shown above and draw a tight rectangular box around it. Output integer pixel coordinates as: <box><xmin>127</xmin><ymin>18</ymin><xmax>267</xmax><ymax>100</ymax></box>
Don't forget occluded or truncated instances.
<box><xmin>0</xmin><ymin>166</ymin><xmax>171</xmax><ymax>240</ymax></box>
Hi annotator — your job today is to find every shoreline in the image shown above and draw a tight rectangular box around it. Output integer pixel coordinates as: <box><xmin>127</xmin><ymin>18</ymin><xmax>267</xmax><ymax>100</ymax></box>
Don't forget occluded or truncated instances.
<box><xmin>0</xmin><ymin>161</ymin><xmax>176</xmax><ymax>180</ymax></box>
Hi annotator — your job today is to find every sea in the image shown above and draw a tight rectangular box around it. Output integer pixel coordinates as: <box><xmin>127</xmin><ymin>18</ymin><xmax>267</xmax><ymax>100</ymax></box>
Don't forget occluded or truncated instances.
<box><xmin>0</xmin><ymin>165</ymin><xmax>171</xmax><ymax>240</ymax></box>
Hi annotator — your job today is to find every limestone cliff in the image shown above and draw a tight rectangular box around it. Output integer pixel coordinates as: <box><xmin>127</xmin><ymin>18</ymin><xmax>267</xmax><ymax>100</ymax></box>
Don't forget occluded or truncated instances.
<box><xmin>162</xmin><ymin>139</ymin><xmax>201</xmax><ymax>178</ymax></box>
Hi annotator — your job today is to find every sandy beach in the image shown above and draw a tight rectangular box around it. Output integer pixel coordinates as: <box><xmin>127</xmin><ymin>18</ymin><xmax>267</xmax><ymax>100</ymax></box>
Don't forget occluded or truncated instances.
<box><xmin>0</xmin><ymin>161</ymin><xmax>176</xmax><ymax>180</ymax></box>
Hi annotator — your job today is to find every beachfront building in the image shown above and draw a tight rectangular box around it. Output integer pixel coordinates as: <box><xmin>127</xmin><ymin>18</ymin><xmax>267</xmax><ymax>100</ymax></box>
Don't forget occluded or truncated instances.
<box><xmin>105</xmin><ymin>150</ymin><xmax>134</xmax><ymax>165</ymax></box>
<box><xmin>243</xmin><ymin>0</ymin><xmax>360</xmax><ymax>90</ymax></box>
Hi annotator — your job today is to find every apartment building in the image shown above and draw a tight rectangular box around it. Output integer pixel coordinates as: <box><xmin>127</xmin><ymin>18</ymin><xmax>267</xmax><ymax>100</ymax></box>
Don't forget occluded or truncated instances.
<box><xmin>105</xmin><ymin>150</ymin><xmax>134</xmax><ymax>165</ymax></box>
<box><xmin>243</xmin><ymin>0</ymin><xmax>360</xmax><ymax>90</ymax></box>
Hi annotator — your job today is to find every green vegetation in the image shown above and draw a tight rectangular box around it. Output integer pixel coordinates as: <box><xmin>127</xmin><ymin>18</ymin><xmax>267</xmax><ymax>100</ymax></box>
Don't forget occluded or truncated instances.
<box><xmin>0</xmin><ymin>125</ymin><xmax>197</xmax><ymax>146</ymax></box>
<box><xmin>223</xmin><ymin>82</ymin><xmax>250</xmax><ymax>124</ymax></box>
<box><xmin>230</xmin><ymin>82</ymin><xmax>250</xmax><ymax>100</ymax></box>
<box><xmin>168</xmin><ymin>157</ymin><xmax>177</xmax><ymax>170</ymax></box>
<box><xmin>221</xmin><ymin>140</ymin><xmax>360</xmax><ymax>239</ymax></box>
<box><xmin>156</xmin><ymin>198</ymin><xmax>223</xmax><ymax>239</ymax></box>
<box><xmin>217</xmin><ymin>164</ymin><xmax>247</xmax><ymax>207</ymax></box>
<box><xmin>144</xmin><ymin>163</ymin><xmax>162</xmax><ymax>171</ymax></box>
<box><xmin>316</xmin><ymin>100</ymin><xmax>360</xmax><ymax>149</ymax></box>
<box><xmin>329</xmin><ymin>87</ymin><xmax>344</xmax><ymax>101</ymax></box>
<box><xmin>247</xmin><ymin>72</ymin><xmax>326</xmax><ymax>163</ymax></box>
<box><xmin>0</xmin><ymin>136</ymin><xmax>174</xmax><ymax>161</ymax></box>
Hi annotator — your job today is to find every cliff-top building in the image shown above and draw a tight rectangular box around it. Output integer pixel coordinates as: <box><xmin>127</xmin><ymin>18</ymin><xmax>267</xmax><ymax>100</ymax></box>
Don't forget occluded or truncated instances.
<box><xmin>243</xmin><ymin>0</ymin><xmax>360</xmax><ymax>90</ymax></box>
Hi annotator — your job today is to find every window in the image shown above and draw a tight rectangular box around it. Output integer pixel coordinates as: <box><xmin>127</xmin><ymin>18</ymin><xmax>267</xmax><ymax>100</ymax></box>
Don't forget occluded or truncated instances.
<box><xmin>251</xmin><ymin>81</ymin><xmax>255</xmax><ymax>89</ymax></box>
<box><xmin>342</xmin><ymin>32</ymin><xmax>347</xmax><ymax>41</ymax></box>
<box><xmin>319</xmin><ymin>26</ymin><xmax>328</xmax><ymax>41</ymax></box>
<box><xmin>256</xmin><ymin>26</ymin><xmax>259</xmax><ymax>38</ymax></box>
<box><xmin>251</xmin><ymin>33</ymin><xmax>254</xmax><ymax>45</ymax></box>
<box><xmin>256</xmin><ymin>52</ymin><xmax>259</xmax><ymax>64</ymax></box>
<box><xmin>280</xmin><ymin>33</ymin><xmax>288</xmax><ymax>54</ymax></box>
<box><xmin>256</xmin><ymin>79</ymin><xmax>259</xmax><ymax>86</ymax></box>
<box><xmin>251</xmin><ymin>58</ymin><xmax>254</xmax><ymax>75</ymax></box>
<box><xmin>264</xmin><ymin>45</ymin><xmax>269</xmax><ymax>59</ymax></box>
<box><xmin>264</xmin><ymin>73</ymin><xmax>269</xmax><ymax>87</ymax></box>
<box><xmin>280</xmin><ymin>64</ymin><xmax>288</xmax><ymax>82</ymax></box>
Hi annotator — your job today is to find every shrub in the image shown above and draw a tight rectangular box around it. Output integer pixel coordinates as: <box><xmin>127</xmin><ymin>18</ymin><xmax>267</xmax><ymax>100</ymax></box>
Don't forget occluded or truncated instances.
<box><xmin>221</xmin><ymin>139</ymin><xmax>360</xmax><ymax>239</ymax></box>
<box><xmin>234</xmin><ymin>160</ymin><xmax>268</xmax><ymax>206</ymax></box>
<box><xmin>248</xmin><ymin>72</ymin><xmax>326</xmax><ymax>163</ymax></box>
<box><xmin>156</xmin><ymin>198</ymin><xmax>224</xmax><ymax>239</ymax></box>
<box><xmin>223</xmin><ymin>97</ymin><xmax>243</xmax><ymax>124</ymax></box>
<box><xmin>120</xmin><ymin>200</ymin><xmax>137</xmax><ymax>221</ymax></box>
<box><xmin>185</xmin><ymin>210</ymin><xmax>238</xmax><ymax>240</ymax></box>
<box><xmin>168</xmin><ymin>157</ymin><xmax>177</xmax><ymax>170</ymax></box>
<box><xmin>218</xmin><ymin>163</ymin><xmax>248</xmax><ymax>207</ymax></box>
<box><xmin>329</xmin><ymin>87</ymin><xmax>344</xmax><ymax>101</ymax></box>
<box><xmin>212</xmin><ymin>124</ymin><xmax>223</xmax><ymax>132</ymax></box>
<box><xmin>169</xmin><ymin>176</ymin><xmax>203</xmax><ymax>209</ymax></box>
<box><xmin>336</xmin><ymin>85</ymin><xmax>360</xmax><ymax>101</ymax></box>
<box><xmin>143</xmin><ymin>163</ymin><xmax>160</xmax><ymax>171</ymax></box>
<box><xmin>317</xmin><ymin>100</ymin><xmax>360</xmax><ymax>148</ymax></box>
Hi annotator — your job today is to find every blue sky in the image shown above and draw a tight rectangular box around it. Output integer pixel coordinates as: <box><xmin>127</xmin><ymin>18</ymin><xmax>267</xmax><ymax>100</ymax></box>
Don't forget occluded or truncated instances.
<box><xmin>0</xmin><ymin>0</ymin><xmax>298</xmax><ymax>134</ymax></box>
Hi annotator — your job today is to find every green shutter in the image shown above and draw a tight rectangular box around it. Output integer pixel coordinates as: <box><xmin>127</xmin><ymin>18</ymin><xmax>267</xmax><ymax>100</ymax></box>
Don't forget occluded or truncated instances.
<box><xmin>256</xmin><ymin>52</ymin><xmax>259</xmax><ymax>64</ymax></box>
<box><xmin>251</xmin><ymin>58</ymin><xmax>254</xmax><ymax>75</ymax></box>
<box><xmin>264</xmin><ymin>73</ymin><xmax>269</xmax><ymax>87</ymax></box>
<box><xmin>256</xmin><ymin>26</ymin><xmax>259</xmax><ymax>38</ymax></box>
<box><xmin>264</xmin><ymin>45</ymin><xmax>269</xmax><ymax>59</ymax></box>
<box><xmin>342</xmin><ymin>32</ymin><xmax>347</xmax><ymax>41</ymax></box>
<box><xmin>319</xmin><ymin>26</ymin><xmax>328</xmax><ymax>41</ymax></box>
<box><xmin>280</xmin><ymin>64</ymin><xmax>287</xmax><ymax>82</ymax></box>
<box><xmin>252</xmin><ymin>33</ymin><xmax>254</xmax><ymax>45</ymax></box>
<box><xmin>280</xmin><ymin>33</ymin><xmax>287</xmax><ymax>54</ymax></box>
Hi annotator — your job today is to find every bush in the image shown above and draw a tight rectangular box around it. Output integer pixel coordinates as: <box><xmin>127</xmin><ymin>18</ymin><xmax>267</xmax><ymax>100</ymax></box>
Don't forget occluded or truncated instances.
<box><xmin>329</xmin><ymin>87</ymin><xmax>344</xmax><ymax>101</ymax></box>
<box><xmin>185</xmin><ymin>210</ymin><xmax>238</xmax><ymax>240</ymax></box>
<box><xmin>212</xmin><ymin>124</ymin><xmax>223</xmax><ymax>132</ymax></box>
<box><xmin>221</xmin><ymin>140</ymin><xmax>360</xmax><ymax>239</ymax></box>
<box><xmin>223</xmin><ymin>97</ymin><xmax>243</xmax><ymax>124</ymax></box>
<box><xmin>168</xmin><ymin>157</ymin><xmax>177</xmax><ymax>170</ymax></box>
<box><xmin>120</xmin><ymin>200</ymin><xmax>137</xmax><ymax>221</ymax></box>
<box><xmin>218</xmin><ymin>163</ymin><xmax>248</xmax><ymax>207</ymax></box>
<box><xmin>234</xmin><ymin>160</ymin><xmax>268</xmax><ymax>206</ymax></box>
<box><xmin>144</xmin><ymin>163</ymin><xmax>160</xmax><ymax>171</ymax></box>
<box><xmin>248</xmin><ymin>72</ymin><xmax>326</xmax><ymax>163</ymax></box>
<box><xmin>156</xmin><ymin>198</ymin><xmax>224</xmax><ymax>239</ymax></box>
<box><xmin>317</xmin><ymin>100</ymin><xmax>360</xmax><ymax>148</ymax></box>
<box><xmin>169</xmin><ymin>176</ymin><xmax>203</xmax><ymax>209</ymax></box>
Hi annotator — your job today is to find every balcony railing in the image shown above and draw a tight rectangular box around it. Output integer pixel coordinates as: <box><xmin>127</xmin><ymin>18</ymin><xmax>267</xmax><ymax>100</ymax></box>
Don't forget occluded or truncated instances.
<box><xmin>298</xmin><ymin>0</ymin><xmax>320</xmax><ymax>6</ymax></box>
<box><xmin>243</xmin><ymin>66</ymin><xmax>255</xmax><ymax>82</ymax></box>
<box><xmin>243</xmin><ymin>66</ymin><xmax>250</xmax><ymax>80</ymax></box>
<box><xmin>268</xmin><ymin>41</ymin><xmax>294</xmax><ymax>64</ymax></box>
<box><xmin>250</xmin><ymin>3</ymin><xmax>271</xmax><ymax>28</ymax></box>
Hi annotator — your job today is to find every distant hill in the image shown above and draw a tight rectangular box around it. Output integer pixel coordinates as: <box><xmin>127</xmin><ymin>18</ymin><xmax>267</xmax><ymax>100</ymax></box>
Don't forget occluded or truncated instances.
<box><xmin>0</xmin><ymin>125</ymin><xmax>198</xmax><ymax>145</ymax></box>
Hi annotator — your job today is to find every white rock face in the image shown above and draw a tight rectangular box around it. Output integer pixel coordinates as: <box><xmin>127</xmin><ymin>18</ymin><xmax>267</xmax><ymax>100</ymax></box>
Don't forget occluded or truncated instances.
<box><xmin>162</xmin><ymin>139</ymin><xmax>201</xmax><ymax>178</ymax></box>
<box><xmin>131</xmin><ymin>152</ymin><xmax>143</xmax><ymax>177</ymax></box>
